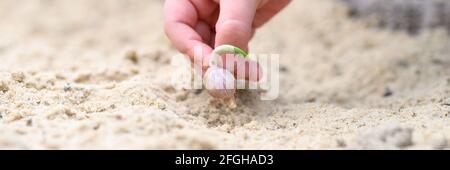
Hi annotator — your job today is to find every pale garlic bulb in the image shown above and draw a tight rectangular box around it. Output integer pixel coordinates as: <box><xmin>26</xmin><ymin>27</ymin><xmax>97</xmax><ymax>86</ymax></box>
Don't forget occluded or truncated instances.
<box><xmin>203</xmin><ymin>65</ymin><xmax>236</xmax><ymax>99</ymax></box>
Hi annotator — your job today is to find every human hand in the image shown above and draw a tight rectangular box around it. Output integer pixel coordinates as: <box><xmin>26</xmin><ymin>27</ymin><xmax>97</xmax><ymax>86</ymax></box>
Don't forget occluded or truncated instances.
<box><xmin>164</xmin><ymin>0</ymin><xmax>291</xmax><ymax>81</ymax></box>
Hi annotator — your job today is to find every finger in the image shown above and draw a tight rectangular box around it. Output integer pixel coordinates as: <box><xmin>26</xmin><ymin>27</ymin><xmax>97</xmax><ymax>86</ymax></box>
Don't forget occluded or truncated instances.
<box><xmin>215</xmin><ymin>0</ymin><xmax>261</xmax><ymax>51</ymax></box>
<box><xmin>164</xmin><ymin>0</ymin><xmax>212</xmax><ymax>69</ymax></box>
<box><xmin>190</xmin><ymin>0</ymin><xmax>219</xmax><ymax>20</ymax></box>
<box><xmin>253</xmin><ymin>0</ymin><xmax>291</xmax><ymax>28</ymax></box>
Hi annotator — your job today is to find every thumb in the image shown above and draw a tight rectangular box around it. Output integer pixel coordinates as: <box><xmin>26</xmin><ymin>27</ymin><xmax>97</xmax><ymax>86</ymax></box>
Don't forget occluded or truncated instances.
<box><xmin>215</xmin><ymin>0</ymin><xmax>262</xmax><ymax>51</ymax></box>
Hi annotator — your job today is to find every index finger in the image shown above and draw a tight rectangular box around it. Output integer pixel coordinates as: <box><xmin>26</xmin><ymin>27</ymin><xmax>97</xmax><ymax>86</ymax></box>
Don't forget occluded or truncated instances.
<box><xmin>164</xmin><ymin>0</ymin><xmax>213</xmax><ymax>69</ymax></box>
<box><xmin>214</xmin><ymin>0</ymin><xmax>261</xmax><ymax>51</ymax></box>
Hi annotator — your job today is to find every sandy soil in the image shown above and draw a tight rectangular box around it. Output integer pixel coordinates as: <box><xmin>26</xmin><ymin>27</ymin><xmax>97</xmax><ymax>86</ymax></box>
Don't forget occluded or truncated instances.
<box><xmin>0</xmin><ymin>0</ymin><xmax>449</xmax><ymax>149</ymax></box>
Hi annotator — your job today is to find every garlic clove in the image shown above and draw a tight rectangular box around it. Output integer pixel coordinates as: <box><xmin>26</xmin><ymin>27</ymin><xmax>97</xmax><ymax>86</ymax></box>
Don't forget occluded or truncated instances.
<box><xmin>203</xmin><ymin>66</ymin><xmax>236</xmax><ymax>99</ymax></box>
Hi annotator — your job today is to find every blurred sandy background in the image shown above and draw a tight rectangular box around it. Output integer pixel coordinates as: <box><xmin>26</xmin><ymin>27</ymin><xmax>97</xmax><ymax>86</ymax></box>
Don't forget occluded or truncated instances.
<box><xmin>0</xmin><ymin>0</ymin><xmax>449</xmax><ymax>149</ymax></box>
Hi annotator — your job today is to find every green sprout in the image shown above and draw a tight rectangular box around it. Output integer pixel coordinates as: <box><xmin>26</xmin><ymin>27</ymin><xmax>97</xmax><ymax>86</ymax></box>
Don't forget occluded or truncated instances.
<box><xmin>209</xmin><ymin>45</ymin><xmax>248</xmax><ymax>67</ymax></box>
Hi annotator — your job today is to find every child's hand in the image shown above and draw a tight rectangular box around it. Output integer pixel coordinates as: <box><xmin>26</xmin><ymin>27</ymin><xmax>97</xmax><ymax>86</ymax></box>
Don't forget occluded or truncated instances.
<box><xmin>164</xmin><ymin>0</ymin><xmax>291</xmax><ymax>81</ymax></box>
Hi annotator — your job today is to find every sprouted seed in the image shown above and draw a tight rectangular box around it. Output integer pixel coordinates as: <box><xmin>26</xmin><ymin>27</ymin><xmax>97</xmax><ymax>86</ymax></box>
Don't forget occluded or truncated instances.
<box><xmin>203</xmin><ymin>65</ymin><xmax>236</xmax><ymax>99</ymax></box>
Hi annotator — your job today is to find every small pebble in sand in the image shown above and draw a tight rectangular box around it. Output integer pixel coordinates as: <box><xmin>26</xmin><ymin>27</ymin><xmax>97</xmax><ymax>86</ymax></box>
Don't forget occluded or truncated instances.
<box><xmin>280</xmin><ymin>65</ymin><xmax>289</xmax><ymax>73</ymax></box>
<box><xmin>336</xmin><ymin>139</ymin><xmax>347</xmax><ymax>148</ymax></box>
<box><xmin>175</xmin><ymin>91</ymin><xmax>189</xmax><ymax>102</ymax></box>
<box><xmin>193</xmin><ymin>89</ymin><xmax>203</xmax><ymax>95</ymax></box>
<box><xmin>11</xmin><ymin>72</ymin><xmax>25</xmax><ymax>82</ymax></box>
<box><xmin>383</xmin><ymin>87</ymin><xmax>393</xmax><ymax>97</ymax></box>
<box><xmin>25</xmin><ymin>117</ymin><xmax>33</xmax><ymax>126</ymax></box>
<box><xmin>162</xmin><ymin>85</ymin><xmax>176</xmax><ymax>93</ymax></box>
<box><xmin>63</xmin><ymin>83</ymin><xmax>72</xmax><ymax>92</ymax></box>
<box><xmin>74</xmin><ymin>73</ymin><xmax>91</xmax><ymax>83</ymax></box>
<box><xmin>156</xmin><ymin>99</ymin><xmax>167</xmax><ymax>110</ymax></box>
<box><xmin>0</xmin><ymin>81</ymin><xmax>8</xmax><ymax>92</ymax></box>
<box><xmin>124</xmin><ymin>49</ymin><xmax>138</xmax><ymax>64</ymax></box>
